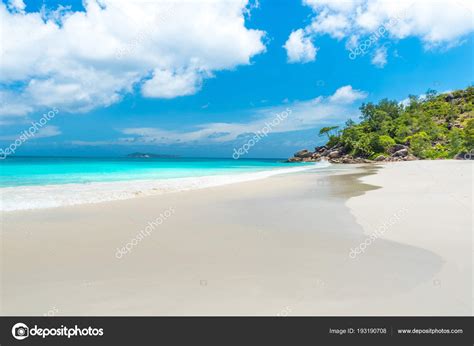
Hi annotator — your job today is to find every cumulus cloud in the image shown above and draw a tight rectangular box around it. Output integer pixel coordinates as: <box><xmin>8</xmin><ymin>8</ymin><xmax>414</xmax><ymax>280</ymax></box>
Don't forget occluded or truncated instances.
<box><xmin>310</xmin><ymin>11</ymin><xmax>351</xmax><ymax>39</ymax></box>
<box><xmin>141</xmin><ymin>69</ymin><xmax>205</xmax><ymax>99</ymax></box>
<box><xmin>283</xmin><ymin>29</ymin><xmax>318</xmax><ymax>63</ymax></box>
<box><xmin>329</xmin><ymin>85</ymin><xmax>368</xmax><ymax>104</ymax></box>
<box><xmin>74</xmin><ymin>85</ymin><xmax>367</xmax><ymax>146</ymax></box>
<box><xmin>304</xmin><ymin>0</ymin><xmax>363</xmax><ymax>13</ymax></box>
<box><xmin>0</xmin><ymin>0</ymin><xmax>266</xmax><ymax>117</ymax></box>
<box><xmin>287</xmin><ymin>0</ymin><xmax>474</xmax><ymax>64</ymax></box>
<box><xmin>6</xmin><ymin>0</ymin><xmax>25</xmax><ymax>13</ymax></box>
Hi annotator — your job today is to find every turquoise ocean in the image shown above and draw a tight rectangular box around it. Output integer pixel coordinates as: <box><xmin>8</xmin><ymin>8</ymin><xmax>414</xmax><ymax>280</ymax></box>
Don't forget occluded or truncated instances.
<box><xmin>0</xmin><ymin>157</ymin><xmax>327</xmax><ymax>211</ymax></box>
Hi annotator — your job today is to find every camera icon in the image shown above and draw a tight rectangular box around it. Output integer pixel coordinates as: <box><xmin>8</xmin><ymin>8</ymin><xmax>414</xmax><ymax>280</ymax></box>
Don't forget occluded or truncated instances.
<box><xmin>463</xmin><ymin>150</ymin><xmax>474</xmax><ymax>160</ymax></box>
<box><xmin>12</xmin><ymin>323</ymin><xmax>29</xmax><ymax>340</ymax></box>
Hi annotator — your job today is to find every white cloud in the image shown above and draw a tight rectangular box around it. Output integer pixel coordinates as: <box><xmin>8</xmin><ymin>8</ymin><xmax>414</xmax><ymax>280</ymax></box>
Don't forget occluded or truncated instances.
<box><xmin>283</xmin><ymin>29</ymin><xmax>318</xmax><ymax>63</ymax></box>
<box><xmin>0</xmin><ymin>125</ymin><xmax>61</xmax><ymax>140</ymax></box>
<box><xmin>74</xmin><ymin>85</ymin><xmax>367</xmax><ymax>146</ymax></box>
<box><xmin>0</xmin><ymin>90</ymin><xmax>34</xmax><ymax>116</ymax></box>
<box><xmin>6</xmin><ymin>0</ymin><xmax>25</xmax><ymax>13</ymax></box>
<box><xmin>287</xmin><ymin>0</ymin><xmax>474</xmax><ymax>64</ymax></box>
<box><xmin>399</xmin><ymin>90</ymin><xmax>453</xmax><ymax>107</ymax></box>
<box><xmin>371</xmin><ymin>46</ymin><xmax>388</xmax><ymax>68</ymax></box>
<box><xmin>0</xmin><ymin>0</ymin><xmax>266</xmax><ymax>117</ymax></box>
<box><xmin>303</xmin><ymin>0</ymin><xmax>364</xmax><ymax>13</ymax></box>
<box><xmin>309</xmin><ymin>11</ymin><xmax>351</xmax><ymax>39</ymax></box>
<box><xmin>329</xmin><ymin>85</ymin><xmax>368</xmax><ymax>104</ymax></box>
<box><xmin>141</xmin><ymin>69</ymin><xmax>204</xmax><ymax>99</ymax></box>
<box><xmin>33</xmin><ymin>125</ymin><xmax>62</xmax><ymax>138</ymax></box>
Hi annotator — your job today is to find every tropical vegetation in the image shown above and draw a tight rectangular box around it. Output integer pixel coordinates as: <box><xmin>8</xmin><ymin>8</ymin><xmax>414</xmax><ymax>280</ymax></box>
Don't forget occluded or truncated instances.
<box><xmin>324</xmin><ymin>86</ymin><xmax>474</xmax><ymax>159</ymax></box>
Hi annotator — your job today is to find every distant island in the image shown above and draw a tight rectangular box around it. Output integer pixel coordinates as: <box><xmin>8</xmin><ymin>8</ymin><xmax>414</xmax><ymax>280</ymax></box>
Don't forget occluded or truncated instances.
<box><xmin>126</xmin><ymin>152</ymin><xmax>179</xmax><ymax>159</ymax></box>
<box><xmin>288</xmin><ymin>86</ymin><xmax>474</xmax><ymax>163</ymax></box>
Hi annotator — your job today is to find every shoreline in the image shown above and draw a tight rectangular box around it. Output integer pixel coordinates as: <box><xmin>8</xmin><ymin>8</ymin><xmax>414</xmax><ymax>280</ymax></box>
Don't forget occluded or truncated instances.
<box><xmin>1</xmin><ymin>158</ymin><xmax>463</xmax><ymax>212</ymax></box>
<box><xmin>1</xmin><ymin>161</ymin><xmax>471</xmax><ymax>315</ymax></box>
<box><xmin>0</xmin><ymin>162</ymin><xmax>324</xmax><ymax>212</ymax></box>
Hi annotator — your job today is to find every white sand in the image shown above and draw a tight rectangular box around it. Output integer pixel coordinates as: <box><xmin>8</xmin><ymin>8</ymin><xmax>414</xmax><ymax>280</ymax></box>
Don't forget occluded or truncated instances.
<box><xmin>346</xmin><ymin>160</ymin><xmax>472</xmax><ymax>315</ymax></box>
<box><xmin>1</xmin><ymin>161</ymin><xmax>471</xmax><ymax>315</ymax></box>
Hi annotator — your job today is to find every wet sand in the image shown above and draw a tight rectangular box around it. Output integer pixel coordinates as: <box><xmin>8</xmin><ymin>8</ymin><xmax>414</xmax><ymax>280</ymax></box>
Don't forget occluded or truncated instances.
<box><xmin>1</xmin><ymin>161</ymin><xmax>471</xmax><ymax>315</ymax></box>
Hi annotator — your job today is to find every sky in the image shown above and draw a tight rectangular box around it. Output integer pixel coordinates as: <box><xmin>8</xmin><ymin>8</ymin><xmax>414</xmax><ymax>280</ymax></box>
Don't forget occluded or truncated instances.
<box><xmin>0</xmin><ymin>0</ymin><xmax>473</xmax><ymax>158</ymax></box>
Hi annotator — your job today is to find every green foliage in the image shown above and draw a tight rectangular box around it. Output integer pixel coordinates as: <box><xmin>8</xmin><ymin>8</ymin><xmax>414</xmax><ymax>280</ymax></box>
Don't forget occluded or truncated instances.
<box><xmin>352</xmin><ymin>134</ymin><xmax>374</xmax><ymax>157</ymax></box>
<box><xmin>423</xmin><ymin>143</ymin><xmax>450</xmax><ymax>159</ymax></box>
<box><xmin>323</xmin><ymin>86</ymin><xmax>474</xmax><ymax>159</ymax></box>
<box><xmin>373</xmin><ymin>135</ymin><xmax>396</xmax><ymax>153</ymax></box>
<box><xmin>407</xmin><ymin>132</ymin><xmax>431</xmax><ymax>158</ymax></box>
<box><xmin>326</xmin><ymin>135</ymin><xmax>340</xmax><ymax>148</ymax></box>
<box><xmin>448</xmin><ymin>128</ymin><xmax>464</xmax><ymax>156</ymax></box>
<box><xmin>318</xmin><ymin>126</ymin><xmax>339</xmax><ymax>140</ymax></box>
<box><xmin>464</xmin><ymin>119</ymin><xmax>474</xmax><ymax>151</ymax></box>
<box><xmin>359</xmin><ymin>99</ymin><xmax>401</xmax><ymax>133</ymax></box>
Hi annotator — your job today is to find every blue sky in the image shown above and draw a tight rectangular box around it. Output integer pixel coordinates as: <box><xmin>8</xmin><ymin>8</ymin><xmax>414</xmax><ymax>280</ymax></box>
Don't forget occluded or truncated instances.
<box><xmin>1</xmin><ymin>0</ymin><xmax>473</xmax><ymax>158</ymax></box>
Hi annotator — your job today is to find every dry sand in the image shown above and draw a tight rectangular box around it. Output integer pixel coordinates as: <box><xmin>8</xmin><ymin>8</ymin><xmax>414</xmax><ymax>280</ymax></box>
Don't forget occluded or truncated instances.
<box><xmin>346</xmin><ymin>160</ymin><xmax>472</xmax><ymax>315</ymax></box>
<box><xmin>1</xmin><ymin>161</ymin><xmax>471</xmax><ymax>315</ymax></box>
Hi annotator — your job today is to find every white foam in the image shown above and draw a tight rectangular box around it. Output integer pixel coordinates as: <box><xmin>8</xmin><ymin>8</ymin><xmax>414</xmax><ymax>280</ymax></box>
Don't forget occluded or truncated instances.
<box><xmin>0</xmin><ymin>162</ymin><xmax>329</xmax><ymax>212</ymax></box>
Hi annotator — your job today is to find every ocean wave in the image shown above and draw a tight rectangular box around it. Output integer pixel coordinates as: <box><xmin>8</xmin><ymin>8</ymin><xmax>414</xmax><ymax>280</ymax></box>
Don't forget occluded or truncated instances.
<box><xmin>0</xmin><ymin>162</ymin><xmax>330</xmax><ymax>211</ymax></box>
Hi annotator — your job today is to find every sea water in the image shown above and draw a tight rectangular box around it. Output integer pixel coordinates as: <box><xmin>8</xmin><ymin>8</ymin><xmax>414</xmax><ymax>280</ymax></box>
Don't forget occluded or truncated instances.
<box><xmin>0</xmin><ymin>157</ymin><xmax>328</xmax><ymax>211</ymax></box>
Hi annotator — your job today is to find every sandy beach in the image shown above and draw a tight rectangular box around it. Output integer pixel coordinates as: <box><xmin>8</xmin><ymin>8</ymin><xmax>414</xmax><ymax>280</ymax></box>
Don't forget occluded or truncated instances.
<box><xmin>1</xmin><ymin>161</ymin><xmax>471</xmax><ymax>316</ymax></box>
